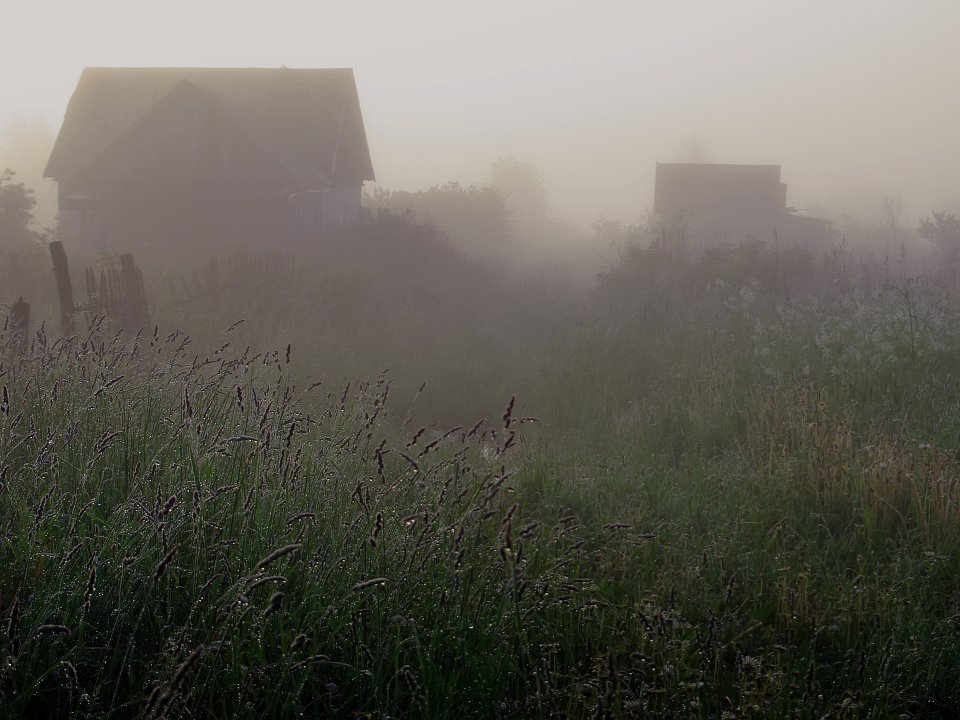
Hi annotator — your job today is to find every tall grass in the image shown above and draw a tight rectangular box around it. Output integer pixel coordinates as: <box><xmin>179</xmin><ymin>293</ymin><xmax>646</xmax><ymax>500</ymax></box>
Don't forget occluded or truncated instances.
<box><xmin>4</xmin><ymin>224</ymin><xmax>960</xmax><ymax>716</ymax></box>
<box><xmin>0</xmin><ymin>319</ymin><xmax>650</xmax><ymax>718</ymax></box>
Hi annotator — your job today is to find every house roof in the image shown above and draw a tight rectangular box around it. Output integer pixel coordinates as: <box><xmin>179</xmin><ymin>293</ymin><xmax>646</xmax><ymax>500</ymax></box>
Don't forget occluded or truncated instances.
<box><xmin>45</xmin><ymin>67</ymin><xmax>375</xmax><ymax>186</ymax></box>
<box><xmin>654</xmin><ymin>163</ymin><xmax>787</xmax><ymax>216</ymax></box>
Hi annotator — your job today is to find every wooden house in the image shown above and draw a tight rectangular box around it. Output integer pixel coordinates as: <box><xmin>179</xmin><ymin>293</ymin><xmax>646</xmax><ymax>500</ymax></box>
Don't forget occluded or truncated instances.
<box><xmin>45</xmin><ymin>67</ymin><xmax>375</xmax><ymax>263</ymax></box>
<box><xmin>654</xmin><ymin>163</ymin><xmax>830</xmax><ymax>248</ymax></box>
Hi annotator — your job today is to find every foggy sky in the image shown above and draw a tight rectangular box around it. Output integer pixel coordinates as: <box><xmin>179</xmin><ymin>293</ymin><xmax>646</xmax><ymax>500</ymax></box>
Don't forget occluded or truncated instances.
<box><xmin>2</xmin><ymin>0</ymin><xmax>958</xmax><ymax>226</ymax></box>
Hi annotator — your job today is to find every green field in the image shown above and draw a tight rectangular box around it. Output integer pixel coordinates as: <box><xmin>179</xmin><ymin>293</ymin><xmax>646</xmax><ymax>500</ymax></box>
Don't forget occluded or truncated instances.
<box><xmin>3</xmin><ymin>228</ymin><xmax>960</xmax><ymax>718</ymax></box>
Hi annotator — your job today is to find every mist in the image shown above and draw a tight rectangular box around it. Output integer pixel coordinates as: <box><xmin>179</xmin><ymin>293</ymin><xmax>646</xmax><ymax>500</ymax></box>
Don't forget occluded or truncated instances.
<box><xmin>3</xmin><ymin>3</ymin><xmax>960</xmax><ymax>718</ymax></box>
<box><xmin>3</xmin><ymin>1</ymin><xmax>958</xmax><ymax>231</ymax></box>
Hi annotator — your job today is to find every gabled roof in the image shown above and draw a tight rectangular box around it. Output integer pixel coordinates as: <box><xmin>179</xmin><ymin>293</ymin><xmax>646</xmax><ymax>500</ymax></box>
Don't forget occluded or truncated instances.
<box><xmin>45</xmin><ymin>67</ymin><xmax>375</xmax><ymax>186</ymax></box>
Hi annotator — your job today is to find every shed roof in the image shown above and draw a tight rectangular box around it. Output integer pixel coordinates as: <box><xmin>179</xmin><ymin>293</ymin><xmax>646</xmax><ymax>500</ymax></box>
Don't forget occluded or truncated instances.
<box><xmin>45</xmin><ymin>67</ymin><xmax>375</xmax><ymax>186</ymax></box>
<box><xmin>654</xmin><ymin>163</ymin><xmax>787</xmax><ymax>216</ymax></box>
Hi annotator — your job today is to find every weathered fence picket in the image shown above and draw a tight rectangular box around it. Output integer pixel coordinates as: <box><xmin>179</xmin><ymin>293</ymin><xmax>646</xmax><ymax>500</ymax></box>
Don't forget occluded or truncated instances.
<box><xmin>49</xmin><ymin>243</ymin><xmax>150</xmax><ymax>333</ymax></box>
<box><xmin>49</xmin><ymin>241</ymin><xmax>76</xmax><ymax>333</ymax></box>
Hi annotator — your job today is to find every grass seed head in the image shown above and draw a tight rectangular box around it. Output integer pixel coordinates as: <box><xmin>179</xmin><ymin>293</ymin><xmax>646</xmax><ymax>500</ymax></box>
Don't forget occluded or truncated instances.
<box><xmin>247</xmin><ymin>575</ymin><xmax>287</xmax><ymax>592</ymax></box>
<box><xmin>370</xmin><ymin>512</ymin><xmax>383</xmax><ymax>546</ymax></box>
<box><xmin>264</xmin><ymin>591</ymin><xmax>285</xmax><ymax>618</ymax></box>
<box><xmin>153</xmin><ymin>544</ymin><xmax>180</xmax><ymax>581</ymax></box>
<box><xmin>35</xmin><ymin>624</ymin><xmax>71</xmax><ymax>636</ymax></box>
<box><xmin>502</xmin><ymin>395</ymin><xmax>515</xmax><ymax>429</ymax></box>
<box><xmin>352</xmin><ymin>577</ymin><xmax>388</xmax><ymax>592</ymax></box>
<box><xmin>257</xmin><ymin>543</ymin><xmax>301</xmax><ymax>569</ymax></box>
<box><xmin>82</xmin><ymin>558</ymin><xmax>97</xmax><ymax>614</ymax></box>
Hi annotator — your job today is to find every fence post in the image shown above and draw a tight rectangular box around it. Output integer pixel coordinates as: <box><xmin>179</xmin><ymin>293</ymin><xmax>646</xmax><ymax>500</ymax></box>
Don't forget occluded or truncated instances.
<box><xmin>49</xmin><ymin>241</ymin><xmax>76</xmax><ymax>334</ymax></box>
<box><xmin>119</xmin><ymin>253</ymin><xmax>149</xmax><ymax>329</ymax></box>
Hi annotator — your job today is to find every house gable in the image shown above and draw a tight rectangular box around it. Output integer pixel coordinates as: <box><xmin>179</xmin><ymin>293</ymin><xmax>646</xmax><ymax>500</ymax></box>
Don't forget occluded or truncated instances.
<box><xmin>46</xmin><ymin>67</ymin><xmax>375</xmax><ymax>188</ymax></box>
<box><xmin>45</xmin><ymin>67</ymin><xmax>375</xmax><ymax>262</ymax></box>
<box><xmin>71</xmin><ymin>80</ymin><xmax>302</xmax><ymax>196</ymax></box>
<box><xmin>653</xmin><ymin>163</ymin><xmax>830</xmax><ymax>246</ymax></box>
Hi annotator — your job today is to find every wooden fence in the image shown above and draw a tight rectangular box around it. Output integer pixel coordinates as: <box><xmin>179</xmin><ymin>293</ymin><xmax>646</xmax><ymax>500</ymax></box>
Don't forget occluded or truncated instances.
<box><xmin>171</xmin><ymin>251</ymin><xmax>303</xmax><ymax>306</ymax></box>
<box><xmin>49</xmin><ymin>241</ymin><xmax>150</xmax><ymax>333</ymax></box>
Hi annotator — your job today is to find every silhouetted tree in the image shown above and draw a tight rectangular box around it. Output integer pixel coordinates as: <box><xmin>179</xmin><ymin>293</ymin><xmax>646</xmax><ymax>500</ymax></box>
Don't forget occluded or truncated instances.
<box><xmin>880</xmin><ymin>196</ymin><xmax>908</xmax><ymax>282</ymax></box>
<box><xmin>1</xmin><ymin>169</ymin><xmax>50</xmax><ymax>307</ymax></box>
<box><xmin>0</xmin><ymin>117</ymin><xmax>57</xmax><ymax>229</ymax></box>
<box><xmin>365</xmin><ymin>182</ymin><xmax>512</xmax><ymax>252</ymax></box>
<box><xmin>0</xmin><ymin>169</ymin><xmax>37</xmax><ymax>251</ymax></box>
<box><xmin>919</xmin><ymin>211</ymin><xmax>960</xmax><ymax>251</ymax></box>
<box><xmin>919</xmin><ymin>211</ymin><xmax>960</xmax><ymax>285</ymax></box>
<box><xmin>489</xmin><ymin>157</ymin><xmax>548</xmax><ymax>226</ymax></box>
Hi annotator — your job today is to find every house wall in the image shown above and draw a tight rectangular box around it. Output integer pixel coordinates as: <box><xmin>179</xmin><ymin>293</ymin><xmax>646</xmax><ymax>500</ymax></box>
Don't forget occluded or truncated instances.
<box><xmin>654</xmin><ymin>163</ymin><xmax>830</xmax><ymax>249</ymax></box>
<box><xmin>53</xmin><ymin>92</ymin><xmax>368</xmax><ymax>263</ymax></box>
<box><xmin>59</xmin><ymin>190</ymin><xmax>290</xmax><ymax>268</ymax></box>
<box><xmin>655</xmin><ymin>164</ymin><xmax>786</xmax><ymax>219</ymax></box>
<box><xmin>280</xmin><ymin>184</ymin><xmax>363</xmax><ymax>244</ymax></box>
<box><xmin>58</xmin><ymin>207</ymin><xmax>99</xmax><ymax>261</ymax></box>
<box><xmin>74</xmin><ymin>82</ymin><xmax>294</xmax><ymax>192</ymax></box>
<box><xmin>322</xmin><ymin>184</ymin><xmax>362</xmax><ymax>228</ymax></box>
<box><xmin>48</xmin><ymin>68</ymin><xmax>376</xmax><ymax>269</ymax></box>
<box><xmin>60</xmin><ymin>183</ymin><xmax>366</xmax><ymax>267</ymax></box>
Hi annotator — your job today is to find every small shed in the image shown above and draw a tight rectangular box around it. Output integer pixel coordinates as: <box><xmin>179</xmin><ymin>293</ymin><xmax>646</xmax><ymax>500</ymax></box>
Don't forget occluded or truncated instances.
<box><xmin>45</xmin><ymin>67</ymin><xmax>375</xmax><ymax>263</ymax></box>
<box><xmin>654</xmin><ymin>163</ymin><xmax>829</xmax><ymax>247</ymax></box>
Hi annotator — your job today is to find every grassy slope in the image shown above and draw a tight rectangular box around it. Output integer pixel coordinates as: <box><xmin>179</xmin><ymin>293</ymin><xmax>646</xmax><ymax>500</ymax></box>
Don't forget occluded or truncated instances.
<box><xmin>3</xmin><ymin>233</ymin><xmax>960</xmax><ymax>717</ymax></box>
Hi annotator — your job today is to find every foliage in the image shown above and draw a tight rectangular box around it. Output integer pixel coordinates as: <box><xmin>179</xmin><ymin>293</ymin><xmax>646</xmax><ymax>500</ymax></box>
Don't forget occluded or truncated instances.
<box><xmin>0</xmin><ymin>321</ymin><xmax>653</xmax><ymax>719</ymax></box>
<box><xmin>489</xmin><ymin>156</ymin><xmax>548</xmax><ymax>226</ymax></box>
<box><xmin>363</xmin><ymin>167</ymin><xmax>591</xmax><ymax>276</ymax></box>
<box><xmin>0</xmin><ymin>168</ymin><xmax>37</xmax><ymax>250</ymax></box>
<box><xmin>365</xmin><ymin>182</ymin><xmax>512</xmax><ymax>255</ymax></box>
<box><xmin>153</xmin><ymin>209</ymin><xmax>576</xmax><ymax>426</ymax></box>
<box><xmin>0</xmin><ymin>117</ymin><xmax>58</xmax><ymax>230</ymax></box>
<box><xmin>6</xmin><ymin>214</ymin><xmax>960</xmax><ymax>716</ymax></box>
<box><xmin>0</xmin><ymin>169</ymin><xmax>53</xmax><ymax>316</ymax></box>
<box><xmin>919</xmin><ymin>211</ymin><xmax>960</xmax><ymax>255</ymax></box>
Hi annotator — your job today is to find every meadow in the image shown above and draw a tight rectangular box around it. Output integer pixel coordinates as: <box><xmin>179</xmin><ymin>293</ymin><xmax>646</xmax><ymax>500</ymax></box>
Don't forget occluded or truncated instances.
<box><xmin>2</xmin><ymin>214</ymin><xmax>960</xmax><ymax>718</ymax></box>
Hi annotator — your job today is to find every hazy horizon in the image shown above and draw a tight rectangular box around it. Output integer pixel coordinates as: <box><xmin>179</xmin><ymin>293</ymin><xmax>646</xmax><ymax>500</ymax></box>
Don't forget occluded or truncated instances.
<box><xmin>2</xmin><ymin>0</ymin><xmax>958</xmax><ymax>228</ymax></box>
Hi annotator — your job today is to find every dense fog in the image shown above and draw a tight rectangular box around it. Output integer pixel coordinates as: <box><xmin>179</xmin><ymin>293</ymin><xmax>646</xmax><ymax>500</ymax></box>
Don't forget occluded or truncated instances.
<box><xmin>3</xmin><ymin>4</ymin><xmax>960</xmax><ymax>718</ymax></box>
<box><xmin>3</xmin><ymin>0</ymin><xmax>958</xmax><ymax>232</ymax></box>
